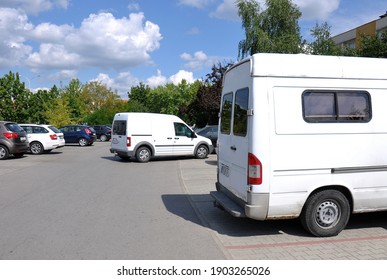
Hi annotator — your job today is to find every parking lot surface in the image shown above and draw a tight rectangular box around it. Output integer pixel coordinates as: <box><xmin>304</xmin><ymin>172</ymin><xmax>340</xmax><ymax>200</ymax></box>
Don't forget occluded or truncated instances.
<box><xmin>180</xmin><ymin>154</ymin><xmax>387</xmax><ymax>260</ymax></box>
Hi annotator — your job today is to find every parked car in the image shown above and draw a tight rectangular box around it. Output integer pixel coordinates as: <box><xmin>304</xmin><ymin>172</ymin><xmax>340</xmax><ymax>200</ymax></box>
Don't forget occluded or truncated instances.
<box><xmin>195</xmin><ymin>125</ymin><xmax>218</xmax><ymax>152</ymax></box>
<box><xmin>92</xmin><ymin>125</ymin><xmax>112</xmax><ymax>141</ymax></box>
<box><xmin>19</xmin><ymin>124</ymin><xmax>65</xmax><ymax>154</ymax></box>
<box><xmin>59</xmin><ymin>125</ymin><xmax>97</xmax><ymax>146</ymax></box>
<box><xmin>0</xmin><ymin>121</ymin><xmax>29</xmax><ymax>160</ymax></box>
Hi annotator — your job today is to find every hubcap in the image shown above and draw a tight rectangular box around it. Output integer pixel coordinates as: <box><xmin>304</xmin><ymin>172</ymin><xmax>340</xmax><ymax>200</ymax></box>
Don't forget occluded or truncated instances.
<box><xmin>139</xmin><ymin>150</ymin><xmax>150</xmax><ymax>161</ymax></box>
<box><xmin>31</xmin><ymin>143</ymin><xmax>42</xmax><ymax>154</ymax></box>
<box><xmin>0</xmin><ymin>148</ymin><xmax>5</xmax><ymax>158</ymax></box>
<box><xmin>316</xmin><ymin>201</ymin><xmax>340</xmax><ymax>228</ymax></box>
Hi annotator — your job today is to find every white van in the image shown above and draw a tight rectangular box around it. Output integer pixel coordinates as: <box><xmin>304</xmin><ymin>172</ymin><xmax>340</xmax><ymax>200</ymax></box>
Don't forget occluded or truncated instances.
<box><xmin>110</xmin><ymin>112</ymin><xmax>213</xmax><ymax>162</ymax></box>
<box><xmin>211</xmin><ymin>53</ymin><xmax>387</xmax><ymax>237</ymax></box>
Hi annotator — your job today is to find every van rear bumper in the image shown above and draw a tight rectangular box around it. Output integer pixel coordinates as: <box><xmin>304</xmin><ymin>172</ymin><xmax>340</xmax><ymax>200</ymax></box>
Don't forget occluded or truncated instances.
<box><xmin>211</xmin><ymin>182</ymin><xmax>269</xmax><ymax>220</ymax></box>
<box><xmin>110</xmin><ymin>148</ymin><xmax>133</xmax><ymax>158</ymax></box>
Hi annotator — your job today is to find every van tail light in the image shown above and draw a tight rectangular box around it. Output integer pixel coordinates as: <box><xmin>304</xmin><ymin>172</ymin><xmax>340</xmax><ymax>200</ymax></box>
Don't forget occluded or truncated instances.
<box><xmin>3</xmin><ymin>132</ymin><xmax>18</xmax><ymax>139</ymax></box>
<box><xmin>50</xmin><ymin>134</ymin><xmax>58</xmax><ymax>140</ymax></box>
<box><xmin>248</xmin><ymin>153</ymin><xmax>262</xmax><ymax>185</ymax></box>
<box><xmin>127</xmin><ymin>137</ymin><xmax>131</xmax><ymax>147</ymax></box>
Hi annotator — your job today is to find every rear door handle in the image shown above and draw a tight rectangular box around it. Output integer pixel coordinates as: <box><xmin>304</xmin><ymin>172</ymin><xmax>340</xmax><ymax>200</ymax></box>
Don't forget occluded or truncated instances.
<box><xmin>230</xmin><ymin>145</ymin><xmax>237</xmax><ymax>151</ymax></box>
<box><xmin>167</xmin><ymin>137</ymin><xmax>172</xmax><ymax>140</ymax></box>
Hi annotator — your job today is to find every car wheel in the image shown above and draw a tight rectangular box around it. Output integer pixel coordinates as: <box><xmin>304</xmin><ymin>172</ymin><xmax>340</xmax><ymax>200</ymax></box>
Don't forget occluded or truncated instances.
<box><xmin>195</xmin><ymin>145</ymin><xmax>208</xmax><ymax>159</ymax></box>
<box><xmin>100</xmin><ymin>134</ymin><xmax>107</xmax><ymax>142</ymax></box>
<box><xmin>300</xmin><ymin>189</ymin><xmax>350</xmax><ymax>237</ymax></box>
<box><xmin>30</xmin><ymin>141</ymin><xmax>44</xmax><ymax>154</ymax></box>
<box><xmin>0</xmin><ymin>145</ymin><xmax>9</xmax><ymax>160</ymax></box>
<box><xmin>136</xmin><ymin>146</ymin><xmax>151</xmax><ymax>163</ymax></box>
<box><xmin>78</xmin><ymin>138</ymin><xmax>88</xmax><ymax>146</ymax></box>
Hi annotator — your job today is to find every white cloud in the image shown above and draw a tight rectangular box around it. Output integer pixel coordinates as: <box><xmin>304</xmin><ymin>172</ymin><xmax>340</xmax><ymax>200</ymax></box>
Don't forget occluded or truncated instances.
<box><xmin>210</xmin><ymin>0</ymin><xmax>239</xmax><ymax>20</ymax></box>
<box><xmin>169</xmin><ymin>70</ymin><xmax>195</xmax><ymax>84</ymax></box>
<box><xmin>146</xmin><ymin>70</ymin><xmax>168</xmax><ymax>88</ymax></box>
<box><xmin>0</xmin><ymin>9</ymin><xmax>163</xmax><ymax>71</ymax></box>
<box><xmin>294</xmin><ymin>0</ymin><xmax>340</xmax><ymax>20</ymax></box>
<box><xmin>0</xmin><ymin>0</ymin><xmax>69</xmax><ymax>15</ymax></box>
<box><xmin>180</xmin><ymin>50</ymin><xmax>219</xmax><ymax>71</ymax></box>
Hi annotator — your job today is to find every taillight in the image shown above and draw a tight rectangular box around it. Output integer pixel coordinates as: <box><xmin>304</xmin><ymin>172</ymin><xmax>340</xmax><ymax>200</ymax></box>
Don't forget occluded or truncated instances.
<box><xmin>85</xmin><ymin>128</ymin><xmax>92</xmax><ymax>134</ymax></box>
<box><xmin>127</xmin><ymin>137</ymin><xmax>131</xmax><ymax>147</ymax></box>
<box><xmin>50</xmin><ymin>134</ymin><xmax>58</xmax><ymax>140</ymax></box>
<box><xmin>3</xmin><ymin>132</ymin><xmax>18</xmax><ymax>139</ymax></box>
<box><xmin>248</xmin><ymin>153</ymin><xmax>262</xmax><ymax>185</ymax></box>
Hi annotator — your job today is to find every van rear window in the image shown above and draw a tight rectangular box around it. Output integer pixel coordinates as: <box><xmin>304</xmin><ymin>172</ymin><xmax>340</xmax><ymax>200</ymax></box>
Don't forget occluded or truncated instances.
<box><xmin>302</xmin><ymin>90</ymin><xmax>371</xmax><ymax>123</ymax></box>
<box><xmin>220</xmin><ymin>92</ymin><xmax>233</xmax><ymax>134</ymax></box>
<box><xmin>113</xmin><ymin>120</ymin><xmax>127</xmax><ymax>135</ymax></box>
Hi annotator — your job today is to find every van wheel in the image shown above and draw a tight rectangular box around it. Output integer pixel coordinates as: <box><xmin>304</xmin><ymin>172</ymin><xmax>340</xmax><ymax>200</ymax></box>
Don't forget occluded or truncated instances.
<box><xmin>30</xmin><ymin>141</ymin><xmax>44</xmax><ymax>154</ymax></box>
<box><xmin>0</xmin><ymin>145</ymin><xmax>9</xmax><ymax>160</ymax></box>
<box><xmin>300</xmin><ymin>190</ymin><xmax>350</xmax><ymax>237</ymax></box>
<box><xmin>195</xmin><ymin>145</ymin><xmax>208</xmax><ymax>159</ymax></box>
<box><xmin>136</xmin><ymin>147</ymin><xmax>151</xmax><ymax>163</ymax></box>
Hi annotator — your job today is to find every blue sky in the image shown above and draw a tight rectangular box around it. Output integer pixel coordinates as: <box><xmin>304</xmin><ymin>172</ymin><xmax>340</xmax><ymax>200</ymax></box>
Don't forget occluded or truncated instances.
<box><xmin>0</xmin><ymin>0</ymin><xmax>386</xmax><ymax>98</ymax></box>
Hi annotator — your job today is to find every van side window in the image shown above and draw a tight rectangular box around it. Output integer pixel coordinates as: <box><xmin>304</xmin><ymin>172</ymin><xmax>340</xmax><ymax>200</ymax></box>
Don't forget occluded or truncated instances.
<box><xmin>113</xmin><ymin>120</ymin><xmax>127</xmax><ymax>135</ymax></box>
<box><xmin>220</xmin><ymin>92</ymin><xmax>233</xmax><ymax>134</ymax></box>
<box><xmin>233</xmin><ymin>88</ymin><xmax>249</xmax><ymax>136</ymax></box>
<box><xmin>174</xmin><ymin>123</ymin><xmax>192</xmax><ymax>137</ymax></box>
<box><xmin>303</xmin><ymin>90</ymin><xmax>371</xmax><ymax>123</ymax></box>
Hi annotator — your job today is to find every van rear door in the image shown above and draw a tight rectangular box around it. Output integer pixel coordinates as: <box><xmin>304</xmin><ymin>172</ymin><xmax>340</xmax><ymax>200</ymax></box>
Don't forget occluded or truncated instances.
<box><xmin>218</xmin><ymin>77</ymin><xmax>250</xmax><ymax>202</ymax></box>
<box><xmin>111</xmin><ymin>119</ymin><xmax>128</xmax><ymax>151</ymax></box>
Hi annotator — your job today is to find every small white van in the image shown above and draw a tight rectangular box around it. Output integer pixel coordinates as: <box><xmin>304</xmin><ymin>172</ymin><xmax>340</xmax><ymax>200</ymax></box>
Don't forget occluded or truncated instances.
<box><xmin>211</xmin><ymin>53</ymin><xmax>387</xmax><ymax>237</ymax></box>
<box><xmin>110</xmin><ymin>112</ymin><xmax>213</xmax><ymax>162</ymax></box>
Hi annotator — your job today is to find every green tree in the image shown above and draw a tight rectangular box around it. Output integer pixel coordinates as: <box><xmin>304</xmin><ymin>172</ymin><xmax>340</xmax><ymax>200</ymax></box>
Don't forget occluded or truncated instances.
<box><xmin>185</xmin><ymin>62</ymin><xmax>232</xmax><ymax>127</ymax></box>
<box><xmin>81</xmin><ymin>81</ymin><xmax>122</xmax><ymax>124</ymax></box>
<box><xmin>62</xmin><ymin>78</ymin><xmax>85</xmax><ymax>123</ymax></box>
<box><xmin>309</xmin><ymin>22</ymin><xmax>341</xmax><ymax>55</ymax></box>
<box><xmin>358</xmin><ymin>31</ymin><xmax>387</xmax><ymax>58</ymax></box>
<box><xmin>0</xmin><ymin>72</ymin><xmax>30</xmax><ymax>122</ymax></box>
<box><xmin>45</xmin><ymin>97</ymin><xmax>73</xmax><ymax>127</ymax></box>
<box><xmin>237</xmin><ymin>0</ymin><xmax>303</xmax><ymax>59</ymax></box>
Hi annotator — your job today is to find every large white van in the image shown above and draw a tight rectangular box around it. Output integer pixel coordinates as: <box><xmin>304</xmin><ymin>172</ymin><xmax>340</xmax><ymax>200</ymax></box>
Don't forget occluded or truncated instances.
<box><xmin>211</xmin><ymin>53</ymin><xmax>387</xmax><ymax>237</ymax></box>
<box><xmin>110</xmin><ymin>112</ymin><xmax>213</xmax><ymax>162</ymax></box>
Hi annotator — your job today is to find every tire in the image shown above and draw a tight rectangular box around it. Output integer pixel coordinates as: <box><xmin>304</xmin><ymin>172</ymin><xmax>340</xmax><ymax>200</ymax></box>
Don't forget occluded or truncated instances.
<box><xmin>30</xmin><ymin>141</ymin><xmax>44</xmax><ymax>154</ymax></box>
<box><xmin>195</xmin><ymin>145</ymin><xmax>208</xmax><ymax>159</ymax></box>
<box><xmin>78</xmin><ymin>138</ymin><xmax>88</xmax><ymax>147</ymax></box>
<box><xmin>0</xmin><ymin>145</ymin><xmax>9</xmax><ymax>160</ymax></box>
<box><xmin>100</xmin><ymin>134</ymin><xmax>107</xmax><ymax>142</ymax></box>
<box><xmin>136</xmin><ymin>146</ymin><xmax>151</xmax><ymax>163</ymax></box>
<box><xmin>300</xmin><ymin>189</ymin><xmax>350</xmax><ymax>237</ymax></box>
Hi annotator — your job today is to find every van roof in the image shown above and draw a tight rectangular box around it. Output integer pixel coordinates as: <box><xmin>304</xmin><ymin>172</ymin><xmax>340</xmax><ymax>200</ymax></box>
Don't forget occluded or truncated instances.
<box><xmin>232</xmin><ymin>53</ymin><xmax>387</xmax><ymax>80</ymax></box>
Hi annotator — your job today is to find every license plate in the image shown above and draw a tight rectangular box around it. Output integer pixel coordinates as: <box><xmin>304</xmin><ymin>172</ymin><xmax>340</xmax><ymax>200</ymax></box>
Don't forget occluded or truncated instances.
<box><xmin>20</xmin><ymin>137</ymin><xmax>26</xmax><ymax>142</ymax></box>
<box><xmin>220</xmin><ymin>164</ymin><xmax>230</xmax><ymax>177</ymax></box>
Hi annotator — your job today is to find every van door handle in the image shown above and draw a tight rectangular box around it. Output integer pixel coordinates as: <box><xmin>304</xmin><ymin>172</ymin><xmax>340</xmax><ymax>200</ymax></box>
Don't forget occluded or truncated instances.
<box><xmin>167</xmin><ymin>137</ymin><xmax>172</xmax><ymax>140</ymax></box>
<box><xmin>230</xmin><ymin>145</ymin><xmax>237</xmax><ymax>151</ymax></box>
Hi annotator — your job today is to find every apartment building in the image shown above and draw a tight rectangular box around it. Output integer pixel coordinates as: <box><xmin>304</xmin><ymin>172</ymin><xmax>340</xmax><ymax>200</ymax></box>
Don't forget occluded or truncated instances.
<box><xmin>332</xmin><ymin>11</ymin><xmax>387</xmax><ymax>48</ymax></box>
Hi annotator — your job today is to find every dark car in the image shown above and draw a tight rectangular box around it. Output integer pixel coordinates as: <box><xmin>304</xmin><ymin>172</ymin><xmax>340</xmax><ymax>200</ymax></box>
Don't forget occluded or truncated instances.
<box><xmin>195</xmin><ymin>125</ymin><xmax>218</xmax><ymax>152</ymax></box>
<box><xmin>92</xmin><ymin>125</ymin><xmax>111</xmax><ymax>141</ymax></box>
<box><xmin>59</xmin><ymin>125</ymin><xmax>97</xmax><ymax>146</ymax></box>
<box><xmin>0</xmin><ymin>121</ymin><xmax>29</xmax><ymax>159</ymax></box>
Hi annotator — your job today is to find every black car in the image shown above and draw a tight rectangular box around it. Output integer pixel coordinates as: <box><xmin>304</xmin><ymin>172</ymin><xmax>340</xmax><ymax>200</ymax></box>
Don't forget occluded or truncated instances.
<box><xmin>195</xmin><ymin>125</ymin><xmax>218</xmax><ymax>152</ymax></box>
<box><xmin>0</xmin><ymin>121</ymin><xmax>29</xmax><ymax>159</ymax></box>
<box><xmin>92</xmin><ymin>125</ymin><xmax>112</xmax><ymax>141</ymax></box>
<box><xmin>59</xmin><ymin>125</ymin><xmax>97</xmax><ymax>146</ymax></box>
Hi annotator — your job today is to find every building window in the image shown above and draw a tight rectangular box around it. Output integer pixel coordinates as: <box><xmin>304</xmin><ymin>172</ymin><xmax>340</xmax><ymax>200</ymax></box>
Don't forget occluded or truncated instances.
<box><xmin>302</xmin><ymin>90</ymin><xmax>371</xmax><ymax>123</ymax></box>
